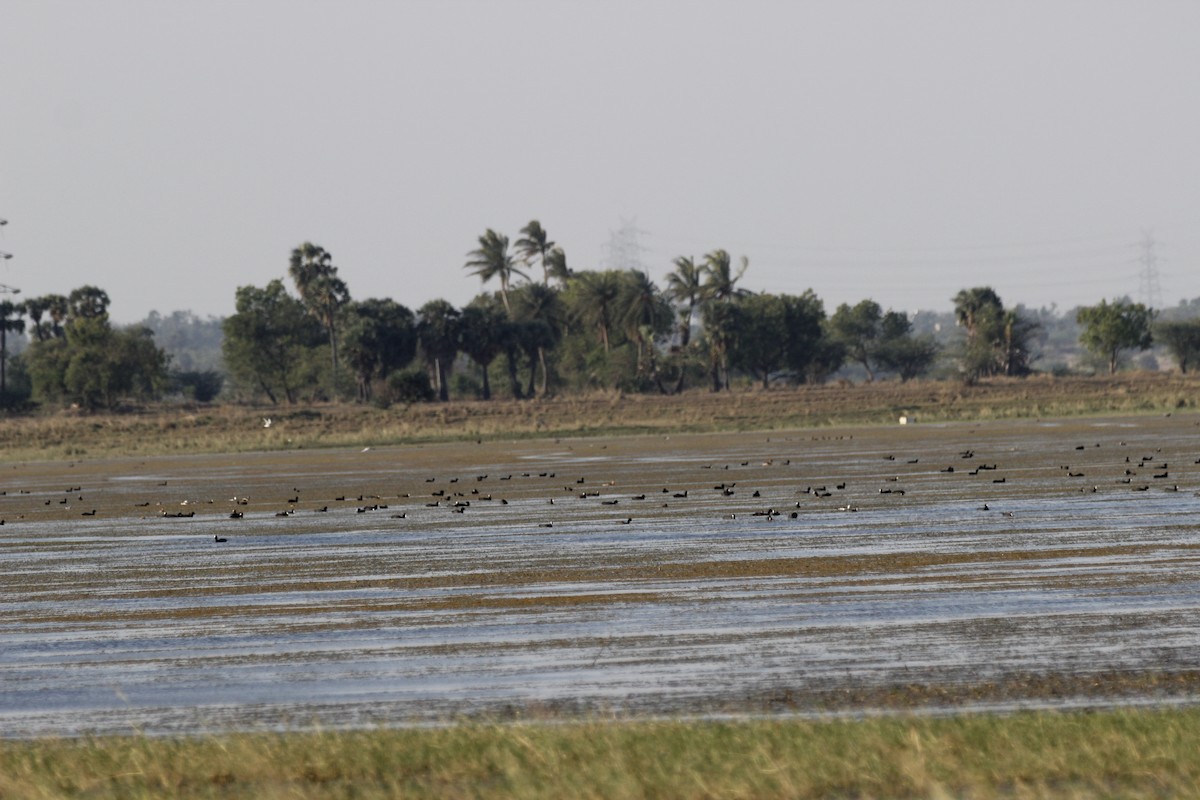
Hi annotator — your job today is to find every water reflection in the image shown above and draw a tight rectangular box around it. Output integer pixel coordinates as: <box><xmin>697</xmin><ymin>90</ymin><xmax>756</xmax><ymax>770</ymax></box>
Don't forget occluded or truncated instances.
<box><xmin>3</xmin><ymin>417</ymin><xmax>1200</xmax><ymax>736</ymax></box>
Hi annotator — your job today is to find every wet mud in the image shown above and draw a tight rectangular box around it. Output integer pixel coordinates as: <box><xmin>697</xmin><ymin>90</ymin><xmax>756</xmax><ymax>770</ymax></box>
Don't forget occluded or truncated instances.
<box><xmin>4</xmin><ymin>415</ymin><xmax>1200</xmax><ymax>735</ymax></box>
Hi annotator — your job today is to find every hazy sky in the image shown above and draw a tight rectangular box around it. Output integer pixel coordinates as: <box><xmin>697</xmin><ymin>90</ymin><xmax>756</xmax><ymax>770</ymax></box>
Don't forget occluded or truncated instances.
<box><xmin>2</xmin><ymin>1</ymin><xmax>1197</xmax><ymax>324</ymax></box>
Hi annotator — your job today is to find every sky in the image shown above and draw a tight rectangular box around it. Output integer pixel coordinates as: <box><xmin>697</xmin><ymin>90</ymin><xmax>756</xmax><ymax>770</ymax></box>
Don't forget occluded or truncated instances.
<box><xmin>2</xmin><ymin>1</ymin><xmax>1198</xmax><ymax>324</ymax></box>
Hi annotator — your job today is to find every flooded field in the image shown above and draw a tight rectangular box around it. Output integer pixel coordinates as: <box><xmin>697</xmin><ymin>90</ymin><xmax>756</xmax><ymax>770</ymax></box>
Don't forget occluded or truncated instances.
<box><xmin>4</xmin><ymin>414</ymin><xmax>1200</xmax><ymax>737</ymax></box>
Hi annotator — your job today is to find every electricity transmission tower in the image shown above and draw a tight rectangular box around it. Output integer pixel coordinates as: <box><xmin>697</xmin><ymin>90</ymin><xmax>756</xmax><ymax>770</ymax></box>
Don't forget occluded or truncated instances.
<box><xmin>0</xmin><ymin>216</ymin><xmax>18</xmax><ymax>393</ymax></box>
<box><xmin>1137</xmin><ymin>231</ymin><xmax>1163</xmax><ymax>309</ymax></box>
<box><xmin>602</xmin><ymin>217</ymin><xmax>650</xmax><ymax>272</ymax></box>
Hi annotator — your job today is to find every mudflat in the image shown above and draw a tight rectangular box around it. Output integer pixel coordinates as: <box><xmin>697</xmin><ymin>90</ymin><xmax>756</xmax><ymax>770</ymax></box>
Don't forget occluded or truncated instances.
<box><xmin>3</xmin><ymin>409</ymin><xmax>1200</xmax><ymax>735</ymax></box>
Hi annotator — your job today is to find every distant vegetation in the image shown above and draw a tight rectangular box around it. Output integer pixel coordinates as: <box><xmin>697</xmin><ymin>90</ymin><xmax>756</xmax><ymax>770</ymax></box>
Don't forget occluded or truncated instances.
<box><xmin>1</xmin><ymin>220</ymin><xmax>1196</xmax><ymax>411</ymax></box>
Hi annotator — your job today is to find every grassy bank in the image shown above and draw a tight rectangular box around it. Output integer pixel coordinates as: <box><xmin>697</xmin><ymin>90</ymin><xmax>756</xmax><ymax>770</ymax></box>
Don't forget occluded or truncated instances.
<box><xmin>3</xmin><ymin>708</ymin><xmax>1200</xmax><ymax>798</ymax></box>
<box><xmin>2</xmin><ymin>372</ymin><xmax>1198</xmax><ymax>460</ymax></box>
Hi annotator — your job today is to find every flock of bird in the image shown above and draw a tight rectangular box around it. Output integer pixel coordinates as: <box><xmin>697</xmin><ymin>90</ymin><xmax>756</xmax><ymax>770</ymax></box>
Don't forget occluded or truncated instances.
<box><xmin>2</xmin><ymin>428</ymin><xmax>1196</xmax><ymax>540</ymax></box>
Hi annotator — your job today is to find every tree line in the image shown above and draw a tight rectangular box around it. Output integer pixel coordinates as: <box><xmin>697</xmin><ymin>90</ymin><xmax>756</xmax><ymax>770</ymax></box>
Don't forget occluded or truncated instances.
<box><xmin>216</xmin><ymin>228</ymin><xmax>949</xmax><ymax>406</ymax></box>
<box><xmin>0</xmin><ymin>219</ymin><xmax>1194</xmax><ymax>410</ymax></box>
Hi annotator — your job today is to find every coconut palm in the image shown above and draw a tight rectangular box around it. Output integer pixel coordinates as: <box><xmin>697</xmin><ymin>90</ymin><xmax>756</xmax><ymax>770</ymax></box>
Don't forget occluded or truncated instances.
<box><xmin>514</xmin><ymin>220</ymin><xmax>555</xmax><ymax>285</ymax></box>
<box><xmin>665</xmin><ymin>255</ymin><xmax>703</xmax><ymax>347</ymax></box>
<box><xmin>698</xmin><ymin>250</ymin><xmax>749</xmax><ymax>391</ymax></box>
<box><xmin>702</xmin><ymin>249</ymin><xmax>748</xmax><ymax>304</ymax></box>
<box><xmin>619</xmin><ymin>270</ymin><xmax>673</xmax><ymax>383</ymax></box>
<box><xmin>569</xmin><ymin>270</ymin><xmax>622</xmax><ymax>352</ymax></box>
<box><xmin>544</xmin><ymin>247</ymin><xmax>572</xmax><ymax>286</ymax></box>
<box><xmin>465</xmin><ymin>229</ymin><xmax>527</xmax><ymax>313</ymax></box>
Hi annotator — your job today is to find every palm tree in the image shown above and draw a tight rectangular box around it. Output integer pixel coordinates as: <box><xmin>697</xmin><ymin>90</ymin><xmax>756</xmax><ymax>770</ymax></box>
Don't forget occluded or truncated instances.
<box><xmin>544</xmin><ymin>247</ymin><xmax>572</xmax><ymax>286</ymax></box>
<box><xmin>510</xmin><ymin>282</ymin><xmax>564</xmax><ymax>396</ymax></box>
<box><xmin>702</xmin><ymin>249</ymin><xmax>748</xmax><ymax>303</ymax></box>
<box><xmin>514</xmin><ymin>220</ymin><xmax>555</xmax><ymax>285</ymax></box>
<box><xmin>44</xmin><ymin>295</ymin><xmax>69</xmax><ymax>339</ymax></box>
<box><xmin>459</xmin><ymin>301</ymin><xmax>507</xmax><ymax>400</ymax></box>
<box><xmin>952</xmin><ymin>287</ymin><xmax>1003</xmax><ymax>342</ymax></box>
<box><xmin>465</xmin><ymin>229</ymin><xmax>527</xmax><ymax>313</ymax></box>
<box><xmin>699</xmin><ymin>250</ymin><xmax>748</xmax><ymax>391</ymax></box>
<box><xmin>417</xmin><ymin>299</ymin><xmax>461</xmax><ymax>402</ymax></box>
<box><xmin>570</xmin><ymin>270</ymin><xmax>622</xmax><ymax>352</ymax></box>
<box><xmin>619</xmin><ymin>270</ymin><xmax>673</xmax><ymax>383</ymax></box>
<box><xmin>289</xmin><ymin>242</ymin><xmax>351</xmax><ymax>376</ymax></box>
<box><xmin>665</xmin><ymin>255</ymin><xmax>703</xmax><ymax>347</ymax></box>
<box><xmin>22</xmin><ymin>296</ymin><xmax>50</xmax><ymax>341</ymax></box>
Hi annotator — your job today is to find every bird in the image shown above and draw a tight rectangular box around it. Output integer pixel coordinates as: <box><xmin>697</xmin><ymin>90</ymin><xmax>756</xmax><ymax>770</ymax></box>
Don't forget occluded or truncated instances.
<box><xmin>262</xmin><ymin>418</ymin><xmax>272</xmax><ymax>428</ymax></box>
<box><xmin>214</xmin><ymin>535</ymin><xmax>227</xmax><ymax>543</ymax></box>
<box><xmin>229</xmin><ymin>510</ymin><xmax>243</xmax><ymax>519</ymax></box>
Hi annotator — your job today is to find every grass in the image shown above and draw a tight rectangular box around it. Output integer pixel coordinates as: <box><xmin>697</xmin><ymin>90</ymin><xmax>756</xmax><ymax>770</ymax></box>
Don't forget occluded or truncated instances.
<box><xmin>2</xmin><ymin>373</ymin><xmax>1199</xmax><ymax>460</ymax></box>
<box><xmin>3</xmin><ymin>708</ymin><xmax>1200</xmax><ymax>798</ymax></box>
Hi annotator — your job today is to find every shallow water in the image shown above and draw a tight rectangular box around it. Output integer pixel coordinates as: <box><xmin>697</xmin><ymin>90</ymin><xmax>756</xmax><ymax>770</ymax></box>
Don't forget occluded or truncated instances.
<box><xmin>4</xmin><ymin>416</ymin><xmax>1200</xmax><ymax>736</ymax></box>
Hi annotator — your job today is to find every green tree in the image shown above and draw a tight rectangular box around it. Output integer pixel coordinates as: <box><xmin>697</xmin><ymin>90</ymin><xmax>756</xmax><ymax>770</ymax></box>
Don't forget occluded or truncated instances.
<box><xmin>699</xmin><ymin>250</ymin><xmax>749</xmax><ymax>391</ymax></box>
<box><xmin>465</xmin><ymin>229</ymin><xmax>526</xmax><ymax>313</ymax></box>
<box><xmin>996</xmin><ymin>308</ymin><xmax>1040</xmax><ymax>377</ymax></box>
<box><xmin>876</xmin><ymin>322</ymin><xmax>940</xmax><ymax>382</ymax></box>
<box><xmin>701</xmin><ymin>300</ymin><xmax>738</xmax><ymax>391</ymax></box>
<box><xmin>339</xmin><ymin>298</ymin><xmax>417</xmax><ymax>402</ymax></box>
<box><xmin>952</xmin><ymin>287</ymin><xmax>1038</xmax><ymax>381</ymax></box>
<box><xmin>25</xmin><ymin>310</ymin><xmax>168</xmax><ymax>410</ymax></box>
<box><xmin>417</xmin><ymin>299</ymin><xmax>461</xmax><ymax>402</ymax></box>
<box><xmin>665</xmin><ymin>256</ymin><xmax>703</xmax><ymax>348</ymax></box>
<box><xmin>0</xmin><ymin>299</ymin><xmax>26</xmax><ymax>394</ymax></box>
<box><xmin>22</xmin><ymin>296</ymin><xmax>53</xmax><ymax>341</ymax></box>
<box><xmin>289</xmin><ymin>242</ymin><xmax>351</xmax><ymax>379</ymax></box>
<box><xmin>23</xmin><ymin>294</ymin><xmax>69</xmax><ymax>341</ymax></box>
<box><xmin>781</xmin><ymin>290</ymin><xmax>829</xmax><ymax>383</ymax></box>
<box><xmin>953</xmin><ymin>287</ymin><xmax>1004</xmax><ymax>341</ymax></box>
<box><xmin>829</xmin><ymin>300</ymin><xmax>884</xmax><ymax>381</ymax></box>
<box><xmin>459</xmin><ymin>298</ymin><xmax>508</xmax><ymax>400</ymax></box>
<box><xmin>1076</xmin><ymin>298</ymin><xmax>1155</xmax><ymax>375</ymax></box>
<box><xmin>510</xmin><ymin>282</ymin><xmax>564</xmax><ymax>396</ymax></box>
<box><xmin>730</xmin><ymin>293</ymin><xmax>788</xmax><ymax>389</ymax></box>
<box><xmin>618</xmin><ymin>270</ymin><xmax>673</xmax><ymax>386</ymax></box>
<box><xmin>514</xmin><ymin>220</ymin><xmax>555</xmax><ymax>286</ymax></box>
<box><xmin>1156</xmin><ymin>319</ymin><xmax>1200</xmax><ymax>373</ymax></box>
<box><xmin>67</xmin><ymin>285</ymin><xmax>111</xmax><ymax>321</ymax></box>
<box><xmin>544</xmin><ymin>247</ymin><xmax>572</xmax><ymax>286</ymax></box>
<box><xmin>568</xmin><ymin>270</ymin><xmax>623</xmax><ymax>353</ymax></box>
<box><xmin>223</xmin><ymin>280</ymin><xmax>324</xmax><ymax>404</ymax></box>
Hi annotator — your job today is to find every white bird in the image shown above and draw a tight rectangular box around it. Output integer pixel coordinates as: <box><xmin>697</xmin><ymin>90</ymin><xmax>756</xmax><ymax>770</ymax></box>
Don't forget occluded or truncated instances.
<box><xmin>262</xmin><ymin>418</ymin><xmax>272</xmax><ymax>428</ymax></box>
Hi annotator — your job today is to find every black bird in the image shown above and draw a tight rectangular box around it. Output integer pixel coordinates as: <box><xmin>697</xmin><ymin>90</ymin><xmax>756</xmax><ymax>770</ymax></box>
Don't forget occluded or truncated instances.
<box><xmin>214</xmin><ymin>535</ymin><xmax>227</xmax><ymax>543</ymax></box>
<box><xmin>229</xmin><ymin>510</ymin><xmax>243</xmax><ymax>519</ymax></box>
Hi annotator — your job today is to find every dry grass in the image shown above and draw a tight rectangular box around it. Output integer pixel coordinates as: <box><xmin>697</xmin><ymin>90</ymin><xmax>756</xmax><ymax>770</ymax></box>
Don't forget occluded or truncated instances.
<box><xmin>2</xmin><ymin>372</ymin><xmax>1198</xmax><ymax>460</ymax></box>
<box><xmin>4</xmin><ymin>709</ymin><xmax>1200</xmax><ymax>798</ymax></box>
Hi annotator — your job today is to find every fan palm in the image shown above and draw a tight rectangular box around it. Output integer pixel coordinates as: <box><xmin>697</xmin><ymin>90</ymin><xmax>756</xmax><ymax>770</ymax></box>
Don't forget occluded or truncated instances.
<box><xmin>289</xmin><ymin>242</ymin><xmax>351</xmax><ymax>375</ymax></box>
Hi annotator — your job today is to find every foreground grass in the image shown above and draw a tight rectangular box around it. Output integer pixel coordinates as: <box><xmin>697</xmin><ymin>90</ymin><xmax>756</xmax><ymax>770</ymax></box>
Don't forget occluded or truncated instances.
<box><xmin>4</xmin><ymin>708</ymin><xmax>1200</xmax><ymax>799</ymax></box>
